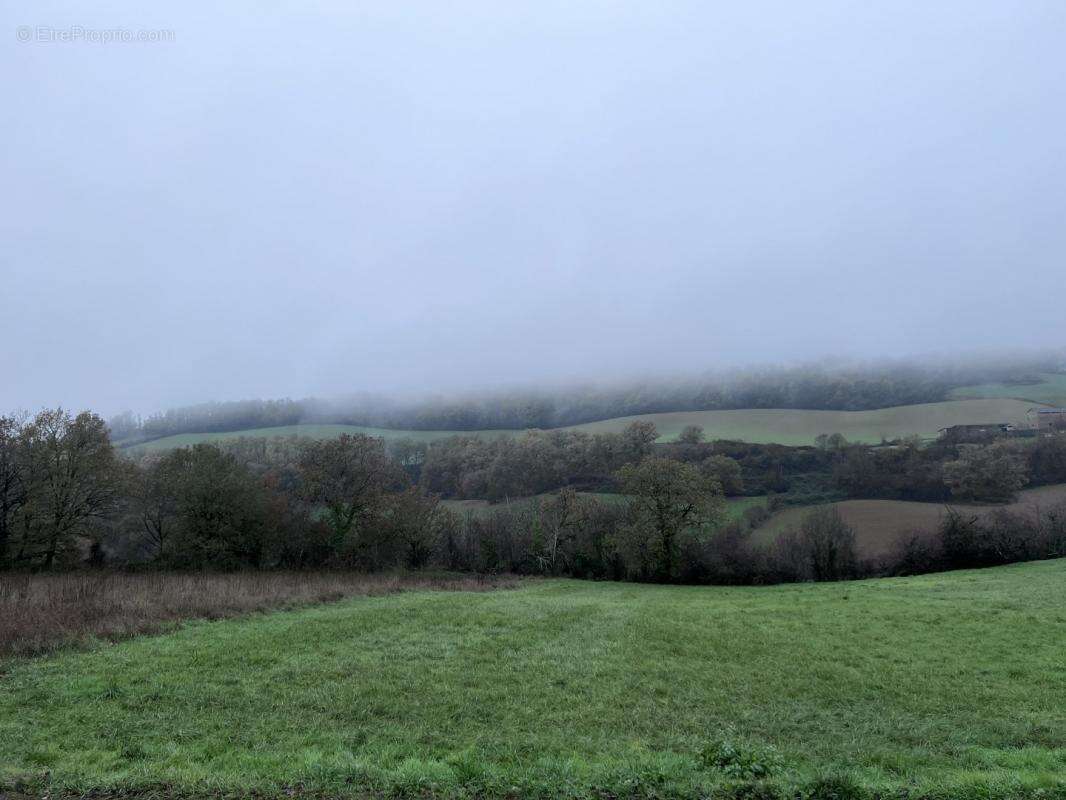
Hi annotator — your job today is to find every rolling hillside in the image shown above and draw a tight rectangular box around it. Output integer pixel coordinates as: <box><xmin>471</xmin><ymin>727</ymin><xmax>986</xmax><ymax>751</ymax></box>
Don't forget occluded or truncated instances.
<box><xmin>565</xmin><ymin>397</ymin><xmax>1038</xmax><ymax>444</ymax></box>
<box><xmin>751</xmin><ymin>483</ymin><xmax>1066</xmax><ymax>558</ymax></box>
<box><xmin>3</xmin><ymin>562</ymin><xmax>1064</xmax><ymax>799</ymax></box>
<box><xmin>125</xmin><ymin>397</ymin><xmax>1040</xmax><ymax>452</ymax></box>
<box><xmin>951</xmin><ymin>372</ymin><xmax>1066</xmax><ymax>407</ymax></box>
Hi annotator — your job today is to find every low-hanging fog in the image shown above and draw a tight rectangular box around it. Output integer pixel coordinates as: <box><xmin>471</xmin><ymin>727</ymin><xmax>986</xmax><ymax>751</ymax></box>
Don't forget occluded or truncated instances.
<box><xmin>2</xmin><ymin>0</ymin><xmax>1065</xmax><ymax>416</ymax></box>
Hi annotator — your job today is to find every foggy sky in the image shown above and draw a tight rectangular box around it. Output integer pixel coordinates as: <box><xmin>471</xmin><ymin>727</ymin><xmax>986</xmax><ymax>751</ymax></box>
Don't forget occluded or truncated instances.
<box><xmin>3</xmin><ymin>0</ymin><xmax>1065</xmax><ymax>416</ymax></box>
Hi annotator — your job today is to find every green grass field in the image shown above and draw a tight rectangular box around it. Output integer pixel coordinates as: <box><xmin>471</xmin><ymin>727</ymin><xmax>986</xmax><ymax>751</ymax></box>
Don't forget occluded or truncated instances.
<box><xmin>125</xmin><ymin>398</ymin><xmax>1040</xmax><ymax>452</ymax></box>
<box><xmin>951</xmin><ymin>373</ymin><xmax>1066</xmax><ymax>408</ymax></box>
<box><xmin>567</xmin><ymin>398</ymin><xmax>1038</xmax><ymax>444</ymax></box>
<box><xmin>3</xmin><ymin>562</ymin><xmax>1065</xmax><ymax>799</ymax></box>
<box><xmin>751</xmin><ymin>484</ymin><xmax>1066</xmax><ymax>558</ymax></box>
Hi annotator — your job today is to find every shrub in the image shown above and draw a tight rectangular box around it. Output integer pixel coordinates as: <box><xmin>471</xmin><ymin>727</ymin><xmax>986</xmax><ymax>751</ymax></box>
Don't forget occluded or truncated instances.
<box><xmin>801</xmin><ymin>507</ymin><xmax>858</xmax><ymax>581</ymax></box>
<box><xmin>699</xmin><ymin>740</ymin><xmax>783</xmax><ymax>780</ymax></box>
<box><xmin>943</xmin><ymin>442</ymin><xmax>1028</xmax><ymax>503</ymax></box>
<box><xmin>887</xmin><ymin>529</ymin><xmax>943</xmax><ymax>575</ymax></box>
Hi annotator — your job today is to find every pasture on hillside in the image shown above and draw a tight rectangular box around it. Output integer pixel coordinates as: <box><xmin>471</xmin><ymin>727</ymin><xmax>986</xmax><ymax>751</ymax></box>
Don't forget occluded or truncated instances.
<box><xmin>951</xmin><ymin>373</ymin><xmax>1066</xmax><ymax>408</ymax></box>
<box><xmin>125</xmin><ymin>398</ymin><xmax>1040</xmax><ymax>452</ymax></box>
<box><xmin>751</xmin><ymin>483</ymin><xmax>1066</xmax><ymax>559</ymax></box>
<box><xmin>2</xmin><ymin>561</ymin><xmax>1065</xmax><ymax>800</ymax></box>
<box><xmin>567</xmin><ymin>398</ymin><xmax>1038</xmax><ymax>443</ymax></box>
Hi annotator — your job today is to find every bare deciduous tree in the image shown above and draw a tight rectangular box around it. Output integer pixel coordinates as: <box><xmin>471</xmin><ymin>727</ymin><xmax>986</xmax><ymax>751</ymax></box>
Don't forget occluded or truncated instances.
<box><xmin>678</xmin><ymin>424</ymin><xmax>705</xmax><ymax>444</ymax></box>
<box><xmin>132</xmin><ymin>455</ymin><xmax>182</xmax><ymax>560</ymax></box>
<box><xmin>621</xmin><ymin>421</ymin><xmax>659</xmax><ymax>462</ymax></box>
<box><xmin>0</xmin><ymin>415</ymin><xmax>28</xmax><ymax>566</ymax></box>
<box><xmin>19</xmin><ymin>410</ymin><xmax>124</xmax><ymax>568</ymax></box>
<box><xmin>617</xmin><ymin>457</ymin><xmax>722</xmax><ymax>580</ymax></box>
<box><xmin>298</xmin><ymin>434</ymin><xmax>401</xmax><ymax>556</ymax></box>
<box><xmin>799</xmin><ymin>506</ymin><xmax>857</xmax><ymax>581</ymax></box>
<box><xmin>537</xmin><ymin>488</ymin><xmax>594</xmax><ymax>574</ymax></box>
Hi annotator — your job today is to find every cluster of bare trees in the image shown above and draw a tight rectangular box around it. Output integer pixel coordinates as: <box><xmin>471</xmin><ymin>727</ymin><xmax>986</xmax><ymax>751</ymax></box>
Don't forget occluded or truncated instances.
<box><xmin>0</xmin><ymin>411</ymin><xmax>435</xmax><ymax>571</ymax></box>
<box><xmin>830</xmin><ymin>435</ymin><xmax>1066</xmax><ymax>503</ymax></box>
<box><xmin>0</xmin><ymin>410</ymin><xmax>731</xmax><ymax>580</ymax></box>
<box><xmin>418</xmin><ymin>421</ymin><xmax>660</xmax><ymax>500</ymax></box>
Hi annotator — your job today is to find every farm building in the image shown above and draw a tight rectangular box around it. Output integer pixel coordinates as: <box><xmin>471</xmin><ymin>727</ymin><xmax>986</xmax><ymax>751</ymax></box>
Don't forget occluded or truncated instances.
<box><xmin>1028</xmin><ymin>407</ymin><xmax>1066</xmax><ymax>431</ymax></box>
<box><xmin>938</xmin><ymin>423</ymin><xmax>1014</xmax><ymax>443</ymax></box>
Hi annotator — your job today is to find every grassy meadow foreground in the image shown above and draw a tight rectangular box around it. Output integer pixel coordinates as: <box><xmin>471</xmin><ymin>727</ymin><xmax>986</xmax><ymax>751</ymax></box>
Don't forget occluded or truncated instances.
<box><xmin>3</xmin><ymin>562</ymin><xmax>1065</xmax><ymax>799</ymax></box>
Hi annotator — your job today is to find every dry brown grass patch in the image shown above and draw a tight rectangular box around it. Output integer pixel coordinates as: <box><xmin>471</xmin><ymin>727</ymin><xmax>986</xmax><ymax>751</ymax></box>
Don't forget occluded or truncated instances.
<box><xmin>0</xmin><ymin>571</ymin><xmax>519</xmax><ymax>659</ymax></box>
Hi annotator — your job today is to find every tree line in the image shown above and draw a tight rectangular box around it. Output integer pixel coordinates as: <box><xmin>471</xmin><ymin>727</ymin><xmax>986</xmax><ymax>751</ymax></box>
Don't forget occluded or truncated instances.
<box><xmin>3</xmin><ymin>407</ymin><xmax>1066</xmax><ymax>585</ymax></box>
<box><xmin>411</xmin><ymin>425</ymin><xmax>1066</xmax><ymax>507</ymax></box>
<box><xmin>0</xmin><ymin>409</ymin><xmax>711</xmax><ymax>576</ymax></box>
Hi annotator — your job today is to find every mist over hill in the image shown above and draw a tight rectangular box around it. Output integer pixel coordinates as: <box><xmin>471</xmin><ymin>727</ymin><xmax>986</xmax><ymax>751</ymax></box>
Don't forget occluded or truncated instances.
<box><xmin>106</xmin><ymin>350</ymin><xmax>1065</xmax><ymax>441</ymax></box>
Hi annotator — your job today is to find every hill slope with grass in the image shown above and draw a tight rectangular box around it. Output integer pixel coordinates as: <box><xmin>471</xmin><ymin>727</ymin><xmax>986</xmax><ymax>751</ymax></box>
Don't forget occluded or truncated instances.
<box><xmin>125</xmin><ymin>397</ymin><xmax>1040</xmax><ymax>452</ymax></box>
<box><xmin>3</xmin><ymin>561</ymin><xmax>1065</xmax><ymax>799</ymax></box>
<box><xmin>751</xmin><ymin>483</ymin><xmax>1066</xmax><ymax>559</ymax></box>
<box><xmin>951</xmin><ymin>372</ymin><xmax>1066</xmax><ymax>408</ymax></box>
<box><xmin>566</xmin><ymin>397</ymin><xmax>1037</xmax><ymax>444</ymax></box>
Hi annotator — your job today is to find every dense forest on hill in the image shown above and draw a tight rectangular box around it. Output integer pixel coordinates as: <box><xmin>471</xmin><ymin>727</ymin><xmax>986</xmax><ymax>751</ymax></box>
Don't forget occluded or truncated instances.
<box><xmin>109</xmin><ymin>354</ymin><xmax>1065</xmax><ymax>442</ymax></box>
